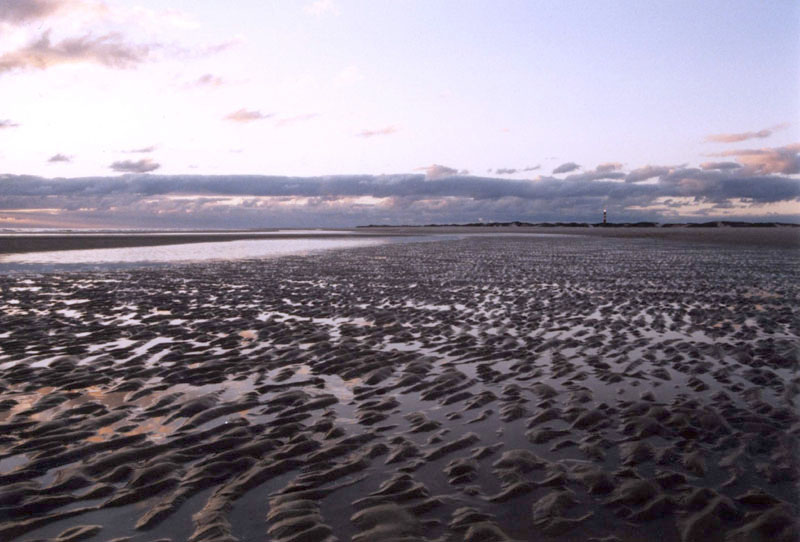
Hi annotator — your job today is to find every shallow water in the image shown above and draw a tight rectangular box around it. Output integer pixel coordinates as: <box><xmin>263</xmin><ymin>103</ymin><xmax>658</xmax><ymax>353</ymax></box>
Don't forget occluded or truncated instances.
<box><xmin>0</xmin><ymin>237</ymin><xmax>388</xmax><ymax>271</ymax></box>
<box><xmin>0</xmin><ymin>231</ymin><xmax>572</xmax><ymax>273</ymax></box>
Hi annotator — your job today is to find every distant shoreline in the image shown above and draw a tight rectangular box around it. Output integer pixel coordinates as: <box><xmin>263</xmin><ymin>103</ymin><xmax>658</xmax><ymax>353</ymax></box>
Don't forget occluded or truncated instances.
<box><xmin>358</xmin><ymin>220</ymin><xmax>800</xmax><ymax>229</ymax></box>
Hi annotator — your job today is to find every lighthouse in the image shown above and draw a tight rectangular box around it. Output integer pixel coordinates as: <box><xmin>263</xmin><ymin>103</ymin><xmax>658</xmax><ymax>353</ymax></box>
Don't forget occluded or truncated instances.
<box><xmin>603</xmin><ymin>208</ymin><xmax>607</xmax><ymax>225</ymax></box>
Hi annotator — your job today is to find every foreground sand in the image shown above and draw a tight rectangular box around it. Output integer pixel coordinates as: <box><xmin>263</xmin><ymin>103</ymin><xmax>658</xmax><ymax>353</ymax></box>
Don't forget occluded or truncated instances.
<box><xmin>0</xmin><ymin>233</ymin><xmax>798</xmax><ymax>541</ymax></box>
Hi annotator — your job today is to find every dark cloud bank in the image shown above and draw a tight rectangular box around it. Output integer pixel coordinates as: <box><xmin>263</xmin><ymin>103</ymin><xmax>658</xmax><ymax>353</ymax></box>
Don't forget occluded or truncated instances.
<box><xmin>2</xmin><ymin>162</ymin><xmax>799</xmax><ymax>228</ymax></box>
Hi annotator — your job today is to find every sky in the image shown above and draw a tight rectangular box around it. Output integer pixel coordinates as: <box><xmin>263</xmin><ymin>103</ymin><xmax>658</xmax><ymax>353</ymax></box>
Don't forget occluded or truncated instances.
<box><xmin>1</xmin><ymin>0</ymin><xmax>799</xmax><ymax>228</ymax></box>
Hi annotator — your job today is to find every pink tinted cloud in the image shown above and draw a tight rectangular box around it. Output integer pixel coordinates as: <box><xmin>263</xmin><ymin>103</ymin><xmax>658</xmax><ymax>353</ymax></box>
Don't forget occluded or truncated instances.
<box><xmin>595</xmin><ymin>162</ymin><xmax>622</xmax><ymax>172</ymax></box>
<box><xmin>417</xmin><ymin>164</ymin><xmax>463</xmax><ymax>180</ymax></box>
<box><xmin>224</xmin><ymin>109</ymin><xmax>273</xmax><ymax>122</ymax></box>
<box><xmin>192</xmin><ymin>73</ymin><xmax>223</xmax><ymax>87</ymax></box>
<box><xmin>699</xmin><ymin>161</ymin><xmax>741</xmax><ymax>170</ymax></box>
<box><xmin>705</xmin><ymin>123</ymin><xmax>790</xmax><ymax>143</ymax></box>
<box><xmin>708</xmin><ymin>143</ymin><xmax>800</xmax><ymax>175</ymax></box>
<box><xmin>0</xmin><ymin>31</ymin><xmax>151</xmax><ymax>74</ymax></box>
<box><xmin>0</xmin><ymin>0</ymin><xmax>65</xmax><ymax>23</ymax></box>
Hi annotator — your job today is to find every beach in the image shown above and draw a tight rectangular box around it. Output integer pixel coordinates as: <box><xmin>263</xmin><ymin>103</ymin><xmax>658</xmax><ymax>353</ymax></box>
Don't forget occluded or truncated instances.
<box><xmin>0</xmin><ymin>230</ymin><xmax>798</xmax><ymax>541</ymax></box>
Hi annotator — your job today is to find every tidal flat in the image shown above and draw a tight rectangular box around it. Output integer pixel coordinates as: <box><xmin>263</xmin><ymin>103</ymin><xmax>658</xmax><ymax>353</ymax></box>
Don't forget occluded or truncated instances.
<box><xmin>0</xmin><ymin>232</ymin><xmax>798</xmax><ymax>542</ymax></box>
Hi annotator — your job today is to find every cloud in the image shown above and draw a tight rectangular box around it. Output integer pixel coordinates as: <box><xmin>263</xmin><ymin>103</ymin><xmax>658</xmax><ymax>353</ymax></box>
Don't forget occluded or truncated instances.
<box><xmin>305</xmin><ymin>0</ymin><xmax>339</xmax><ymax>16</ymax></box>
<box><xmin>626</xmin><ymin>165</ymin><xmax>672</xmax><ymax>183</ymax></box>
<box><xmin>708</xmin><ymin>143</ymin><xmax>800</xmax><ymax>175</ymax></box>
<box><xmin>705</xmin><ymin>123</ymin><xmax>789</xmax><ymax>143</ymax></box>
<box><xmin>0</xmin><ymin>119</ymin><xmax>20</xmax><ymax>128</ymax></box>
<box><xmin>277</xmin><ymin>113</ymin><xmax>319</xmax><ymax>127</ymax></box>
<box><xmin>356</xmin><ymin>126</ymin><xmax>397</xmax><ymax>138</ymax></box>
<box><xmin>47</xmin><ymin>153</ymin><xmax>71</xmax><ymax>162</ymax></box>
<box><xmin>706</xmin><ymin>129</ymin><xmax>771</xmax><ymax>143</ymax></box>
<box><xmin>563</xmin><ymin>169</ymin><xmax>626</xmax><ymax>183</ymax></box>
<box><xmin>700</xmin><ymin>161</ymin><xmax>741</xmax><ymax>170</ymax></box>
<box><xmin>196</xmin><ymin>40</ymin><xmax>240</xmax><ymax>57</ymax></box>
<box><xmin>124</xmin><ymin>145</ymin><xmax>156</xmax><ymax>153</ymax></box>
<box><xmin>109</xmin><ymin>158</ymin><xmax>160</xmax><ymax>173</ymax></box>
<box><xmin>655</xmin><ymin>167</ymin><xmax>800</xmax><ymax>203</ymax></box>
<box><xmin>0</xmin><ymin>30</ymin><xmax>151</xmax><ymax>75</ymax></box>
<box><xmin>418</xmin><ymin>164</ymin><xmax>461</xmax><ymax>180</ymax></box>
<box><xmin>224</xmin><ymin>109</ymin><xmax>273</xmax><ymax>123</ymax></box>
<box><xmin>0</xmin><ymin>0</ymin><xmax>67</xmax><ymax>23</ymax></box>
<box><xmin>552</xmin><ymin>162</ymin><xmax>580</xmax><ymax>174</ymax></box>
<box><xmin>192</xmin><ymin>73</ymin><xmax>223</xmax><ymax>87</ymax></box>
<box><xmin>494</xmin><ymin>165</ymin><xmax>541</xmax><ymax>175</ymax></box>
<box><xmin>596</xmin><ymin>162</ymin><xmax>622</xmax><ymax>173</ymax></box>
<box><xmin>3</xmin><ymin>160</ymin><xmax>799</xmax><ymax>228</ymax></box>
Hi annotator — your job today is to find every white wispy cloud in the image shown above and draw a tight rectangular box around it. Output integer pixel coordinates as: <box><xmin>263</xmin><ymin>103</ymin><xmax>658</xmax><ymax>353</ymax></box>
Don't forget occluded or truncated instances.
<box><xmin>276</xmin><ymin>113</ymin><xmax>319</xmax><ymax>127</ymax></box>
<box><xmin>356</xmin><ymin>126</ymin><xmax>397</xmax><ymax>138</ymax></box>
<box><xmin>224</xmin><ymin>109</ymin><xmax>273</xmax><ymax>123</ymax></box>
<box><xmin>124</xmin><ymin>145</ymin><xmax>156</xmax><ymax>153</ymax></box>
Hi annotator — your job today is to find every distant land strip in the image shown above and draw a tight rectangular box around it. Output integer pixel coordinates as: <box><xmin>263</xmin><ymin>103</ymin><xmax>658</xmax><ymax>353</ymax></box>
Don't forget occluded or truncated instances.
<box><xmin>358</xmin><ymin>220</ymin><xmax>800</xmax><ymax>228</ymax></box>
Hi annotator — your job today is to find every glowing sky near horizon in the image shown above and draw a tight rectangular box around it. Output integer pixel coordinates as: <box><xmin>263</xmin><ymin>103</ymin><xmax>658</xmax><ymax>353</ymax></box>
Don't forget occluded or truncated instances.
<box><xmin>0</xmin><ymin>0</ymin><xmax>798</xmax><ymax>227</ymax></box>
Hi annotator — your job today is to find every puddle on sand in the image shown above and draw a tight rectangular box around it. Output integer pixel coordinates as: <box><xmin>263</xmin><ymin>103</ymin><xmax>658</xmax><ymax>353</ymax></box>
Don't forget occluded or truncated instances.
<box><xmin>0</xmin><ymin>453</ymin><xmax>30</xmax><ymax>474</ymax></box>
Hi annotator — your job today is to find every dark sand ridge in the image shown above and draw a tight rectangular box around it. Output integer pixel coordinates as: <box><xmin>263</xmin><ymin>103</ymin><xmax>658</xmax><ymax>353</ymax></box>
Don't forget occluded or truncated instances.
<box><xmin>0</xmin><ymin>232</ymin><xmax>797</xmax><ymax>541</ymax></box>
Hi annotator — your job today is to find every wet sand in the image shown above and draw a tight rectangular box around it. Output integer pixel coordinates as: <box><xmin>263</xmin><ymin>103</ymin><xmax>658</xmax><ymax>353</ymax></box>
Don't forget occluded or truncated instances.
<box><xmin>0</xmin><ymin>232</ymin><xmax>798</xmax><ymax>541</ymax></box>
